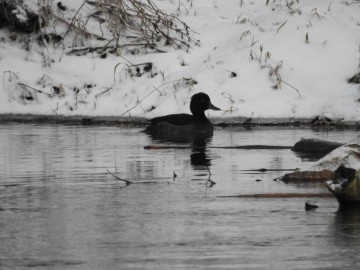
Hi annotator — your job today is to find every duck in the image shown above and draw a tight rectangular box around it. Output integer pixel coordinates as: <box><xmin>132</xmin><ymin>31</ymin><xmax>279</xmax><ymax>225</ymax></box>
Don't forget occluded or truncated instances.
<box><xmin>144</xmin><ymin>92</ymin><xmax>221</xmax><ymax>139</ymax></box>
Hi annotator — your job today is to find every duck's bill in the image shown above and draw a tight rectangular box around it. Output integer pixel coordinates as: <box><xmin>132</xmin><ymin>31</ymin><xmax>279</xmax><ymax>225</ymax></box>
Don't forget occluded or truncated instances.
<box><xmin>209</xmin><ymin>103</ymin><xmax>221</xmax><ymax>111</ymax></box>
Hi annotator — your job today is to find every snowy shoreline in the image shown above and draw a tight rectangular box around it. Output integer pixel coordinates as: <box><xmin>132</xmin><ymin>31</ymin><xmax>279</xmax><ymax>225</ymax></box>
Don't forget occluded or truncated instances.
<box><xmin>0</xmin><ymin>1</ymin><xmax>359</xmax><ymax>120</ymax></box>
<box><xmin>1</xmin><ymin>113</ymin><xmax>360</xmax><ymax>128</ymax></box>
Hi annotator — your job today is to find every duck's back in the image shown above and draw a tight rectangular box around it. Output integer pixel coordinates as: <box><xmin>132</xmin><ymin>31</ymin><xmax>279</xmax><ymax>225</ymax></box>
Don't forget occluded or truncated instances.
<box><xmin>145</xmin><ymin>113</ymin><xmax>213</xmax><ymax>137</ymax></box>
<box><xmin>149</xmin><ymin>113</ymin><xmax>194</xmax><ymax>126</ymax></box>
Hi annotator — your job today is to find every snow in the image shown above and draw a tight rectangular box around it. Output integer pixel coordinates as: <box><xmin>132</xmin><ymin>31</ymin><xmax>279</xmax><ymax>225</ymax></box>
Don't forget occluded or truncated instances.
<box><xmin>326</xmin><ymin>179</ymin><xmax>345</xmax><ymax>193</ymax></box>
<box><xmin>312</xmin><ymin>143</ymin><xmax>360</xmax><ymax>171</ymax></box>
<box><xmin>0</xmin><ymin>0</ymin><xmax>359</xmax><ymax>120</ymax></box>
<box><xmin>295</xmin><ymin>136</ymin><xmax>360</xmax><ymax>173</ymax></box>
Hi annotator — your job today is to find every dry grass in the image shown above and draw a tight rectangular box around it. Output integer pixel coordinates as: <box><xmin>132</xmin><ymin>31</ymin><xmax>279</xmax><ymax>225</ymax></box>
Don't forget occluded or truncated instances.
<box><xmin>86</xmin><ymin>0</ymin><xmax>199</xmax><ymax>52</ymax></box>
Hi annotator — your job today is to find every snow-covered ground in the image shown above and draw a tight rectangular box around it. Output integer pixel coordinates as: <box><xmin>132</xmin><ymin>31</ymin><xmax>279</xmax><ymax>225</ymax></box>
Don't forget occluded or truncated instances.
<box><xmin>0</xmin><ymin>0</ymin><xmax>359</xmax><ymax>120</ymax></box>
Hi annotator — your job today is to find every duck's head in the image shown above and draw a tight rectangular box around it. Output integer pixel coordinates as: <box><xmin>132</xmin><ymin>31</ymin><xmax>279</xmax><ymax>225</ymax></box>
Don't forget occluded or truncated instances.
<box><xmin>190</xmin><ymin>92</ymin><xmax>220</xmax><ymax>116</ymax></box>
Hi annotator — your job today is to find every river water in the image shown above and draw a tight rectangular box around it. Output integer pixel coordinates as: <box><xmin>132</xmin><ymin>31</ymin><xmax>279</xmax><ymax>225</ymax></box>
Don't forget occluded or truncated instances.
<box><xmin>1</xmin><ymin>124</ymin><xmax>360</xmax><ymax>269</ymax></box>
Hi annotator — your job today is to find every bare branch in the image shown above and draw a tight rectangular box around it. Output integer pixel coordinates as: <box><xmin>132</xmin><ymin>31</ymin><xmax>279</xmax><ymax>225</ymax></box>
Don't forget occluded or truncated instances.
<box><xmin>107</xmin><ymin>169</ymin><xmax>133</xmax><ymax>185</ymax></box>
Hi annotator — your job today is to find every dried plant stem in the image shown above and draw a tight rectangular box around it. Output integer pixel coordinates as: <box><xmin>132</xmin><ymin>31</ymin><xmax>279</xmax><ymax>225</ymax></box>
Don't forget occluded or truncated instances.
<box><xmin>277</xmin><ymin>20</ymin><xmax>288</xmax><ymax>33</ymax></box>
<box><xmin>61</xmin><ymin>0</ymin><xmax>88</xmax><ymax>41</ymax></box>
<box><xmin>281</xmin><ymin>80</ymin><xmax>301</xmax><ymax>97</ymax></box>
<box><xmin>87</xmin><ymin>0</ymin><xmax>198</xmax><ymax>51</ymax></box>
<box><xmin>18</xmin><ymin>82</ymin><xmax>52</xmax><ymax>97</ymax></box>
<box><xmin>120</xmin><ymin>78</ymin><xmax>185</xmax><ymax>116</ymax></box>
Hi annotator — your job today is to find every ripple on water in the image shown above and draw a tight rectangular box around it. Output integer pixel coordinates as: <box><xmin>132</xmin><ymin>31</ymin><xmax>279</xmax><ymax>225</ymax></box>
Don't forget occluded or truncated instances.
<box><xmin>1</xmin><ymin>124</ymin><xmax>360</xmax><ymax>269</ymax></box>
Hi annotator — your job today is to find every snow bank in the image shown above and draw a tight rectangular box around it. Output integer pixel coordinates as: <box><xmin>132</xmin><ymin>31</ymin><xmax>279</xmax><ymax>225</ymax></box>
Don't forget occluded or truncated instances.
<box><xmin>0</xmin><ymin>0</ymin><xmax>359</xmax><ymax>120</ymax></box>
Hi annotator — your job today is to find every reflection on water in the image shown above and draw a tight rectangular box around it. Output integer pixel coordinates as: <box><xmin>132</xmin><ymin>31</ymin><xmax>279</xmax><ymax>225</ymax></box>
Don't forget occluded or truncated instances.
<box><xmin>146</xmin><ymin>127</ymin><xmax>213</xmax><ymax>169</ymax></box>
<box><xmin>1</xmin><ymin>124</ymin><xmax>360</xmax><ymax>269</ymax></box>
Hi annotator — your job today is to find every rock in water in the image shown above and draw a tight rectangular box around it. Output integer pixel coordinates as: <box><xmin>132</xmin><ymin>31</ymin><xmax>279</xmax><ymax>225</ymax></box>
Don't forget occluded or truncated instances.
<box><xmin>326</xmin><ymin>166</ymin><xmax>360</xmax><ymax>206</ymax></box>
<box><xmin>292</xmin><ymin>138</ymin><xmax>343</xmax><ymax>155</ymax></box>
<box><xmin>289</xmin><ymin>137</ymin><xmax>360</xmax><ymax>206</ymax></box>
<box><xmin>305</xmin><ymin>201</ymin><xmax>319</xmax><ymax>210</ymax></box>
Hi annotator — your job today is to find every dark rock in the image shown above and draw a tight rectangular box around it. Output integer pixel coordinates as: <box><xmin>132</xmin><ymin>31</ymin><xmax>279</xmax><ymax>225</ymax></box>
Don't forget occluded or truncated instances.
<box><xmin>292</xmin><ymin>138</ymin><xmax>343</xmax><ymax>154</ymax></box>
<box><xmin>326</xmin><ymin>166</ymin><xmax>360</xmax><ymax>205</ymax></box>
<box><xmin>305</xmin><ymin>201</ymin><xmax>319</xmax><ymax>210</ymax></box>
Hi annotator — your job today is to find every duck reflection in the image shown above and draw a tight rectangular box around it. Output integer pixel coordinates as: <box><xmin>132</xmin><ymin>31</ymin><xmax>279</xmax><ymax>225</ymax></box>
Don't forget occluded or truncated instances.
<box><xmin>146</xmin><ymin>132</ymin><xmax>213</xmax><ymax>168</ymax></box>
<box><xmin>332</xmin><ymin>206</ymin><xmax>360</xmax><ymax>246</ymax></box>
<box><xmin>190</xmin><ymin>137</ymin><xmax>212</xmax><ymax>168</ymax></box>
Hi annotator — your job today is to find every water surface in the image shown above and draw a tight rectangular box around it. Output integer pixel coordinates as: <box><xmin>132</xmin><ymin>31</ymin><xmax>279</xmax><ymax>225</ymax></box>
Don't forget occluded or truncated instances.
<box><xmin>1</xmin><ymin>124</ymin><xmax>360</xmax><ymax>269</ymax></box>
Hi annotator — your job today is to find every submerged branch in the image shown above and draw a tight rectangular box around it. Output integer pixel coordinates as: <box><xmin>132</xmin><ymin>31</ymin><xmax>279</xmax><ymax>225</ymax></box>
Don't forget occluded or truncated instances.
<box><xmin>240</xmin><ymin>168</ymin><xmax>297</xmax><ymax>172</ymax></box>
<box><xmin>107</xmin><ymin>169</ymin><xmax>133</xmax><ymax>185</ymax></box>
<box><xmin>221</xmin><ymin>193</ymin><xmax>333</xmax><ymax>198</ymax></box>
<box><xmin>144</xmin><ymin>145</ymin><xmax>292</xmax><ymax>150</ymax></box>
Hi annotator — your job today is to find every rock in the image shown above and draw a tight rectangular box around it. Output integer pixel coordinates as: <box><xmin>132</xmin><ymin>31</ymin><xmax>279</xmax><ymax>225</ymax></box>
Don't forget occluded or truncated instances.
<box><xmin>282</xmin><ymin>136</ymin><xmax>360</xmax><ymax>183</ymax></box>
<box><xmin>305</xmin><ymin>201</ymin><xmax>319</xmax><ymax>210</ymax></box>
<box><xmin>281</xmin><ymin>136</ymin><xmax>360</xmax><ymax>206</ymax></box>
<box><xmin>292</xmin><ymin>138</ymin><xmax>343</xmax><ymax>155</ymax></box>
<box><xmin>326</xmin><ymin>166</ymin><xmax>360</xmax><ymax>206</ymax></box>
<box><xmin>311</xmin><ymin>143</ymin><xmax>360</xmax><ymax>171</ymax></box>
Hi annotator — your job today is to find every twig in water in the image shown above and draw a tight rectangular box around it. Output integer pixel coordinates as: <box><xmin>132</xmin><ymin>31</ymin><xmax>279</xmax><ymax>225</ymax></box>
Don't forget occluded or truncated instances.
<box><xmin>207</xmin><ymin>179</ymin><xmax>216</xmax><ymax>187</ymax></box>
<box><xmin>205</xmin><ymin>166</ymin><xmax>216</xmax><ymax>187</ymax></box>
<box><xmin>107</xmin><ymin>169</ymin><xmax>133</xmax><ymax>185</ymax></box>
<box><xmin>222</xmin><ymin>193</ymin><xmax>332</xmax><ymax>198</ymax></box>
<box><xmin>206</xmin><ymin>166</ymin><xmax>212</xmax><ymax>176</ymax></box>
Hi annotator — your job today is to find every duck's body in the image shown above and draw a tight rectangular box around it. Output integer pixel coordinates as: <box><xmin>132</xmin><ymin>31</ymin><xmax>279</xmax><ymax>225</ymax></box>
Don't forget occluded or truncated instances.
<box><xmin>144</xmin><ymin>93</ymin><xmax>220</xmax><ymax>139</ymax></box>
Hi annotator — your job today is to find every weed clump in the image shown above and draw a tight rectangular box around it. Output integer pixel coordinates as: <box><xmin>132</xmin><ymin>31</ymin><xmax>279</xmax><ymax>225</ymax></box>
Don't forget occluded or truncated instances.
<box><xmin>0</xmin><ymin>0</ymin><xmax>198</xmax><ymax>55</ymax></box>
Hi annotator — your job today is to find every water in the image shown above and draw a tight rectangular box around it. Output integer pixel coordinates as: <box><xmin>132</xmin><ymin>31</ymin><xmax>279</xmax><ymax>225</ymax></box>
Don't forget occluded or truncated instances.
<box><xmin>1</xmin><ymin>124</ymin><xmax>360</xmax><ymax>269</ymax></box>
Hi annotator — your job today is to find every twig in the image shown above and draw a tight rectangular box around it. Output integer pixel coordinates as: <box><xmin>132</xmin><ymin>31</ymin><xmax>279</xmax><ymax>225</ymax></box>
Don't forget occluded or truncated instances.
<box><xmin>107</xmin><ymin>169</ymin><xmax>133</xmax><ymax>185</ymax></box>
<box><xmin>205</xmin><ymin>166</ymin><xmax>216</xmax><ymax>187</ymax></box>
<box><xmin>206</xmin><ymin>166</ymin><xmax>212</xmax><ymax>176</ymax></box>
<box><xmin>281</xmin><ymin>80</ymin><xmax>302</xmax><ymax>97</ymax></box>
<box><xmin>277</xmin><ymin>20</ymin><xmax>288</xmax><ymax>33</ymax></box>
<box><xmin>66</xmin><ymin>43</ymin><xmax>160</xmax><ymax>56</ymax></box>
<box><xmin>120</xmin><ymin>78</ymin><xmax>184</xmax><ymax>116</ymax></box>
<box><xmin>3</xmin><ymin>71</ymin><xmax>19</xmax><ymax>92</ymax></box>
<box><xmin>85</xmin><ymin>0</ymin><xmax>198</xmax><ymax>51</ymax></box>
<box><xmin>221</xmin><ymin>193</ymin><xmax>332</xmax><ymax>198</ymax></box>
<box><xmin>61</xmin><ymin>0</ymin><xmax>88</xmax><ymax>42</ymax></box>
<box><xmin>207</xmin><ymin>178</ymin><xmax>216</xmax><ymax>187</ymax></box>
<box><xmin>327</xmin><ymin>1</ymin><xmax>332</xmax><ymax>11</ymax></box>
<box><xmin>94</xmin><ymin>58</ymin><xmax>134</xmax><ymax>105</ymax></box>
<box><xmin>18</xmin><ymin>82</ymin><xmax>52</xmax><ymax>97</ymax></box>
